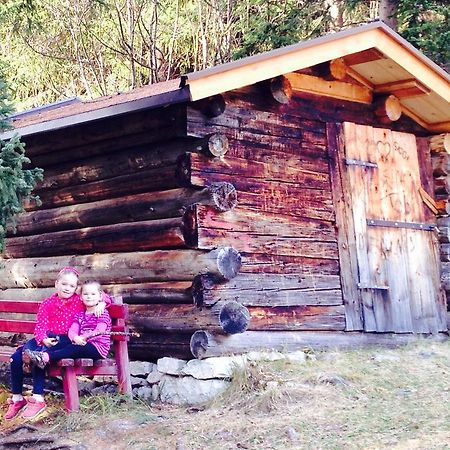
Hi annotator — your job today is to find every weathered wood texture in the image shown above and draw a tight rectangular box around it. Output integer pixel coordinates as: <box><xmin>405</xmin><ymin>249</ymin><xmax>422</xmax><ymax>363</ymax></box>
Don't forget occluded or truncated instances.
<box><xmin>186</xmin><ymin>87</ymin><xmax>343</xmax><ymax>327</ymax></box>
<box><xmin>0</xmin><ymin>248</ymin><xmax>241</xmax><ymax>288</ymax></box>
<box><xmin>0</xmin><ymin>282</ymin><xmax>193</xmax><ymax>304</ymax></box>
<box><xmin>337</xmin><ymin>122</ymin><xmax>446</xmax><ymax>333</ymax></box>
<box><xmin>128</xmin><ymin>303</ymin><xmax>343</xmax><ymax>333</ymax></box>
<box><xmin>189</xmin><ymin>330</ymin><xmax>447</xmax><ymax>359</ymax></box>
<box><xmin>23</xmin><ymin>104</ymin><xmax>187</xmax><ymax>158</ymax></box>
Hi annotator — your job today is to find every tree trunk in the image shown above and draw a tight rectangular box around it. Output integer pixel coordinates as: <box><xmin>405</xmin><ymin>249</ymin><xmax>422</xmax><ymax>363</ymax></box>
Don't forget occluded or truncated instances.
<box><xmin>379</xmin><ymin>0</ymin><xmax>398</xmax><ymax>30</ymax></box>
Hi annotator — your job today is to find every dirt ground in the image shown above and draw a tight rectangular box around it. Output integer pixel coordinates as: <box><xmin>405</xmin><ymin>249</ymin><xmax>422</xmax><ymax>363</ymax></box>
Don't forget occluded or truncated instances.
<box><xmin>1</xmin><ymin>340</ymin><xmax>450</xmax><ymax>450</ymax></box>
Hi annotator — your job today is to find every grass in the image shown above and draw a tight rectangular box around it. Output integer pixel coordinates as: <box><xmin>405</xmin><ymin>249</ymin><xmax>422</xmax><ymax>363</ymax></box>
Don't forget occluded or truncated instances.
<box><xmin>1</xmin><ymin>340</ymin><xmax>450</xmax><ymax>449</ymax></box>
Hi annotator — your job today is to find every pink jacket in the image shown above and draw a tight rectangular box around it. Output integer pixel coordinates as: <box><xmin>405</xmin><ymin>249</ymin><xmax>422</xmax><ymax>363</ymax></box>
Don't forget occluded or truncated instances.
<box><xmin>34</xmin><ymin>292</ymin><xmax>111</xmax><ymax>345</ymax></box>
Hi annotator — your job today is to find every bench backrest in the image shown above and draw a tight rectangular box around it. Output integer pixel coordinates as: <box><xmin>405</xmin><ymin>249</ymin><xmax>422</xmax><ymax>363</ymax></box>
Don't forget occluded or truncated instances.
<box><xmin>0</xmin><ymin>299</ymin><xmax>128</xmax><ymax>338</ymax></box>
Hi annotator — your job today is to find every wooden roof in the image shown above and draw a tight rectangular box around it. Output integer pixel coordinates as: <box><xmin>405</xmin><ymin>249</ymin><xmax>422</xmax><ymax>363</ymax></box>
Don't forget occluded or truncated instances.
<box><xmin>185</xmin><ymin>21</ymin><xmax>450</xmax><ymax>133</ymax></box>
<box><xmin>2</xmin><ymin>21</ymin><xmax>449</xmax><ymax>139</ymax></box>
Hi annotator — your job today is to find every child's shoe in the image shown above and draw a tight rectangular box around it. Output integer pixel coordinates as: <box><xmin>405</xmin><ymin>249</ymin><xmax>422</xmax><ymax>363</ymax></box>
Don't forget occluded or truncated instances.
<box><xmin>22</xmin><ymin>349</ymin><xmax>32</xmax><ymax>373</ymax></box>
<box><xmin>21</xmin><ymin>397</ymin><xmax>46</xmax><ymax>419</ymax></box>
<box><xmin>24</xmin><ymin>349</ymin><xmax>48</xmax><ymax>370</ymax></box>
<box><xmin>4</xmin><ymin>398</ymin><xmax>27</xmax><ymax>420</ymax></box>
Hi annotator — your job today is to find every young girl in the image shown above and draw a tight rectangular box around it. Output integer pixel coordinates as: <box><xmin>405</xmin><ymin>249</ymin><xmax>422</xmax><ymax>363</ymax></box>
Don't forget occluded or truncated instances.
<box><xmin>4</xmin><ymin>268</ymin><xmax>109</xmax><ymax>421</ymax></box>
<box><xmin>27</xmin><ymin>280</ymin><xmax>112</xmax><ymax>369</ymax></box>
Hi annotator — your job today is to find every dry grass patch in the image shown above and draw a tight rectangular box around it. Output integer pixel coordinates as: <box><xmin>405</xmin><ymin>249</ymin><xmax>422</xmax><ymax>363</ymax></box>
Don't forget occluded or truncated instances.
<box><xmin>1</xmin><ymin>340</ymin><xmax>450</xmax><ymax>449</ymax></box>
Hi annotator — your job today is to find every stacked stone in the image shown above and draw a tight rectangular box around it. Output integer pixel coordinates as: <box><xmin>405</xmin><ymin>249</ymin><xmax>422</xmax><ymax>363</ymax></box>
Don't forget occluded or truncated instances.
<box><xmin>128</xmin><ymin>351</ymin><xmax>307</xmax><ymax>405</ymax></box>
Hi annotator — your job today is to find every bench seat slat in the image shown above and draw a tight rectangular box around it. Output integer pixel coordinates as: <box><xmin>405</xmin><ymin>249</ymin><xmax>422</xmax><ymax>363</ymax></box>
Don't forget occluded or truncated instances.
<box><xmin>0</xmin><ymin>319</ymin><xmax>35</xmax><ymax>334</ymax></box>
<box><xmin>0</xmin><ymin>301</ymin><xmax>40</xmax><ymax>314</ymax></box>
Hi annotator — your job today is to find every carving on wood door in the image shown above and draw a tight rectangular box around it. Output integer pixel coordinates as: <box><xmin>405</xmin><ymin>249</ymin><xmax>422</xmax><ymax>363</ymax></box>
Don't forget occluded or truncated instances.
<box><xmin>332</xmin><ymin>122</ymin><xmax>447</xmax><ymax>333</ymax></box>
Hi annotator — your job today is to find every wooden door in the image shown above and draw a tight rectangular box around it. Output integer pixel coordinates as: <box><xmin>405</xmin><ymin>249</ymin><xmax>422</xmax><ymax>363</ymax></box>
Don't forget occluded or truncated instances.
<box><xmin>331</xmin><ymin>122</ymin><xmax>447</xmax><ymax>333</ymax></box>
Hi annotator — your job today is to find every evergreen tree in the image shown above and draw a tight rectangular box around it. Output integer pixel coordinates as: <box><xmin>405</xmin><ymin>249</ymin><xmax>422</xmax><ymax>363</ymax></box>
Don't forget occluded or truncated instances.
<box><xmin>0</xmin><ymin>74</ymin><xmax>43</xmax><ymax>252</ymax></box>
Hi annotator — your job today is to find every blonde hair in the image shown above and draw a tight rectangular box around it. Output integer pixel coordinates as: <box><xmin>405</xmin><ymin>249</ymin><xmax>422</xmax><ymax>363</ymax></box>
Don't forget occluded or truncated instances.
<box><xmin>57</xmin><ymin>267</ymin><xmax>80</xmax><ymax>280</ymax></box>
<box><xmin>81</xmin><ymin>280</ymin><xmax>102</xmax><ymax>294</ymax></box>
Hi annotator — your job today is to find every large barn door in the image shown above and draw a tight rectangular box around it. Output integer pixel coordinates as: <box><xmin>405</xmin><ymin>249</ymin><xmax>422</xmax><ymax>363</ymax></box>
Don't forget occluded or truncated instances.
<box><xmin>335</xmin><ymin>122</ymin><xmax>446</xmax><ymax>333</ymax></box>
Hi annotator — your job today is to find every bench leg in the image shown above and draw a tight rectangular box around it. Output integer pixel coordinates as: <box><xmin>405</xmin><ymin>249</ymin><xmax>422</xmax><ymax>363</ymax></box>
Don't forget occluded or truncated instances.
<box><xmin>62</xmin><ymin>367</ymin><xmax>79</xmax><ymax>412</ymax></box>
<box><xmin>115</xmin><ymin>341</ymin><xmax>132</xmax><ymax>397</ymax></box>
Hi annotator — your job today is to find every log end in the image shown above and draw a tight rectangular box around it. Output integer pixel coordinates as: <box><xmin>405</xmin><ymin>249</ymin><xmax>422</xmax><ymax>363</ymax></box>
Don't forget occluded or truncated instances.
<box><xmin>219</xmin><ymin>301</ymin><xmax>251</xmax><ymax>334</ymax></box>
<box><xmin>190</xmin><ymin>330</ymin><xmax>210</xmax><ymax>359</ymax></box>
<box><xmin>374</xmin><ymin>94</ymin><xmax>402</xmax><ymax>122</ymax></box>
<box><xmin>209</xmin><ymin>182</ymin><xmax>238</xmax><ymax>211</ymax></box>
<box><xmin>270</xmin><ymin>76</ymin><xmax>293</xmax><ymax>104</ymax></box>
<box><xmin>216</xmin><ymin>247</ymin><xmax>242</xmax><ymax>280</ymax></box>
<box><xmin>207</xmin><ymin>133</ymin><xmax>230</xmax><ymax>158</ymax></box>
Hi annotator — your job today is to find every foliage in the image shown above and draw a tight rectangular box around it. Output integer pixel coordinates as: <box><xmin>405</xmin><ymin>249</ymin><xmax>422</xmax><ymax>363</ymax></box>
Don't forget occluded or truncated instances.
<box><xmin>396</xmin><ymin>0</ymin><xmax>449</xmax><ymax>70</ymax></box>
<box><xmin>0</xmin><ymin>77</ymin><xmax>43</xmax><ymax>252</ymax></box>
<box><xmin>0</xmin><ymin>0</ymin><xmax>448</xmax><ymax>110</ymax></box>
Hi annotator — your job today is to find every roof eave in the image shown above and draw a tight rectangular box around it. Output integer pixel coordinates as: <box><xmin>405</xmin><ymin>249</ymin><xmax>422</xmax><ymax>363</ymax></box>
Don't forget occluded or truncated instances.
<box><xmin>0</xmin><ymin>87</ymin><xmax>191</xmax><ymax>140</ymax></box>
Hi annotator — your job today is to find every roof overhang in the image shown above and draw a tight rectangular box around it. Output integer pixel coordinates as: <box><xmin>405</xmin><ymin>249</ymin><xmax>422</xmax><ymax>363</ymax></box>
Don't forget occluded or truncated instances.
<box><xmin>184</xmin><ymin>22</ymin><xmax>450</xmax><ymax>133</ymax></box>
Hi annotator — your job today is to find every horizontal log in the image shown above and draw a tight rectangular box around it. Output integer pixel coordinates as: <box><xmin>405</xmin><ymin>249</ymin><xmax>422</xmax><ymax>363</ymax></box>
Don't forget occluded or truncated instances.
<box><xmin>127</xmin><ymin>332</ymin><xmax>193</xmax><ymax>360</ymax></box>
<box><xmin>194</xmin><ymin>86</ymin><xmax>426</xmax><ymax>135</ymax></box>
<box><xmin>192</xmin><ymin>273</ymin><xmax>342</xmax><ymax>307</ymax></box>
<box><xmin>185</xmin><ymin>204</ymin><xmax>338</xmax><ymax>256</ymax></box>
<box><xmin>434</xmin><ymin>177</ymin><xmax>450</xmax><ymax>196</ymax></box>
<box><xmin>240</xmin><ymin>253</ymin><xmax>340</xmax><ymax>275</ymax></box>
<box><xmin>432</xmin><ymin>154</ymin><xmax>449</xmax><ymax>177</ymax></box>
<box><xmin>4</xmin><ymin>218</ymin><xmax>188</xmax><ymax>258</ymax></box>
<box><xmin>0</xmin><ymin>247</ymin><xmax>242</xmax><ymax>288</ymax></box>
<box><xmin>37</xmin><ymin>144</ymin><xmax>181</xmax><ymax>192</ymax></box>
<box><xmin>189</xmin><ymin>330</ymin><xmax>448</xmax><ymax>359</ymax></box>
<box><xmin>9</xmin><ymin>183</ymin><xmax>237</xmax><ymax>237</ymax></box>
<box><xmin>440</xmin><ymin>244</ymin><xmax>450</xmax><ymax>262</ymax></box>
<box><xmin>128</xmin><ymin>301</ymin><xmax>249</xmax><ymax>333</ymax></box>
<box><xmin>224</xmin><ymin>137</ymin><xmax>330</xmax><ymax>174</ymax></box>
<box><xmin>27</xmin><ymin>165</ymin><xmax>180</xmax><ymax>211</ymax></box>
<box><xmin>177</xmin><ymin>152</ymin><xmax>330</xmax><ymax>190</ymax></box>
<box><xmin>0</xmin><ymin>282</ymin><xmax>193</xmax><ymax>303</ymax></box>
<box><xmin>429</xmin><ymin>133</ymin><xmax>450</xmax><ymax>154</ymax></box>
<box><xmin>246</xmin><ymin>305</ymin><xmax>345</xmax><ymax>331</ymax></box>
<box><xmin>435</xmin><ymin>200</ymin><xmax>450</xmax><ymax>217</ymax></box>
<box><xmin>23</xmin><ymin>104</ymin><xmax>186</xmax><ymax>156</ymax></box>
<box><xmin>438</xmin><ymin>225</ymin><xmax>450</xmax><ymax>244</ymax></box>
<box><xmin>181</xmin><ymin>173</ymin><xmax>334</xmax><ymax>221</ymax></box>
<box><xmin>192</xmin><ymin>205</ymin><xmax>336</xmax><ymax>240</ymax></box>
<box><xmin>193</xmin><ymin>226</ymin><xmax>338</xmax><ymax>258</ymax></box>
<box><xmin>190</xmin><ymin>95</ymin><xmax>226</xmax><ymax>118</ymax></box>
<box><xmin>128</xmin><ymin>303</ymin><xmax>342</xmax><ymax>333</ymax></box>
<box><xmin>37</xmin><ymin>134</ymin><xmax>230</xmax><ymax>192</ymax></box>
<box><xmin>188</xmin><ymin>103</ymin><xmax>308</xmax><ymax>142</ymax></box>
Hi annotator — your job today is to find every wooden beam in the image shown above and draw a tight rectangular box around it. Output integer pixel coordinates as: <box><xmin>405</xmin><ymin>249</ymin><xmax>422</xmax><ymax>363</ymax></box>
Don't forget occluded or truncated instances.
<box><xmin>285</xmin><ymin>73</ymin><xmax>373</xmax><ymax>104</ymax></box>
<box><xmin>374</xmin><ymin>78</ymin><xmax>431</xmax><ymax>99</ymax></box>
<box><xmin>343</xmin><ymin>48</ymin><xmax>386</xmax><ymax>66</ymax></box>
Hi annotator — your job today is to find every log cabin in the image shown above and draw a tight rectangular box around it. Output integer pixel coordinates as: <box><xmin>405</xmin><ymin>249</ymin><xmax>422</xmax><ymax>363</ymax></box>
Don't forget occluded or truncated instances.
<box><xmin>1</xmin><ymin>22</ymin><xmax>449</xmax><ymax>360</ymax></box>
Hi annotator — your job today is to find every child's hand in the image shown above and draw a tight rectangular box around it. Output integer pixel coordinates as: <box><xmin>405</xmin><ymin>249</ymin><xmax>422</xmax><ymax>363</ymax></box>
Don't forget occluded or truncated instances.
<box><xmin>93</xmin><ymin>301</ymin><xmax>106</xmax><ymax>317</ymax></box>
<box><xmin>73</xmin><ymin>335</ymin><xmax>87</xmax><ymax>346</ymax></box>
<box><xmin>42</xmin><ymin>337</ymin><xmax>58</xmax><ymax>347</ymax></box>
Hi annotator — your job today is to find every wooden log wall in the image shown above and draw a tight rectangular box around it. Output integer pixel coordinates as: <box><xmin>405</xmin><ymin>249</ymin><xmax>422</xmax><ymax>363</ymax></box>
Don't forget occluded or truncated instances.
<box><xmin>186</xmin><ymin>86</ymin><xmax>348</xmax><ymax>346</ymax></box>
<box><xmin>430</xmin><ymin>134</ymin><xmax>450</xmax><ymax>318</ymax></box>
<box><xmin>0</xmin><ymin>105</ymin><xmax>246</xmax><ymax>359</ymax></box>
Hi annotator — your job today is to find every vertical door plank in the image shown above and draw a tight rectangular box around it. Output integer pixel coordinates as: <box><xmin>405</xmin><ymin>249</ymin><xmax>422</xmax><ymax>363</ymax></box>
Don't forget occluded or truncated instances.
<box><xmin>327</xmin><ymin>123</ymin><xmax>363</xmax><ymax>330</ymax></box>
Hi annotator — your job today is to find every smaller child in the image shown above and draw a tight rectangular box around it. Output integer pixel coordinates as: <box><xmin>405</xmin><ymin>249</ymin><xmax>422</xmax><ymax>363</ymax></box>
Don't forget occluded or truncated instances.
<box><xmin>26</xmin><ymin>280</ymin><xmax>112</xmax><ymax>369</ymax></box>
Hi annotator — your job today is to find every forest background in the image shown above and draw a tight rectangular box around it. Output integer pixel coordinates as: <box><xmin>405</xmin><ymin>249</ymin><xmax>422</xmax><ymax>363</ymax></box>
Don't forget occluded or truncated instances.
<box><xmin>0</xmin><ymin>0</ymin><xmax>448</xmax><ymax>112</ymax></box>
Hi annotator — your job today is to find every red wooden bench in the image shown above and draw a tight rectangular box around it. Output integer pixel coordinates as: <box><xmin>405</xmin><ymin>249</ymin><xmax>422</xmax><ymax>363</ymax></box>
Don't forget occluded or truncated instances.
<box><xmin>0</xmin><ymin>298</ymin><xmax>132</xmax><ymax>411</ymax></box>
